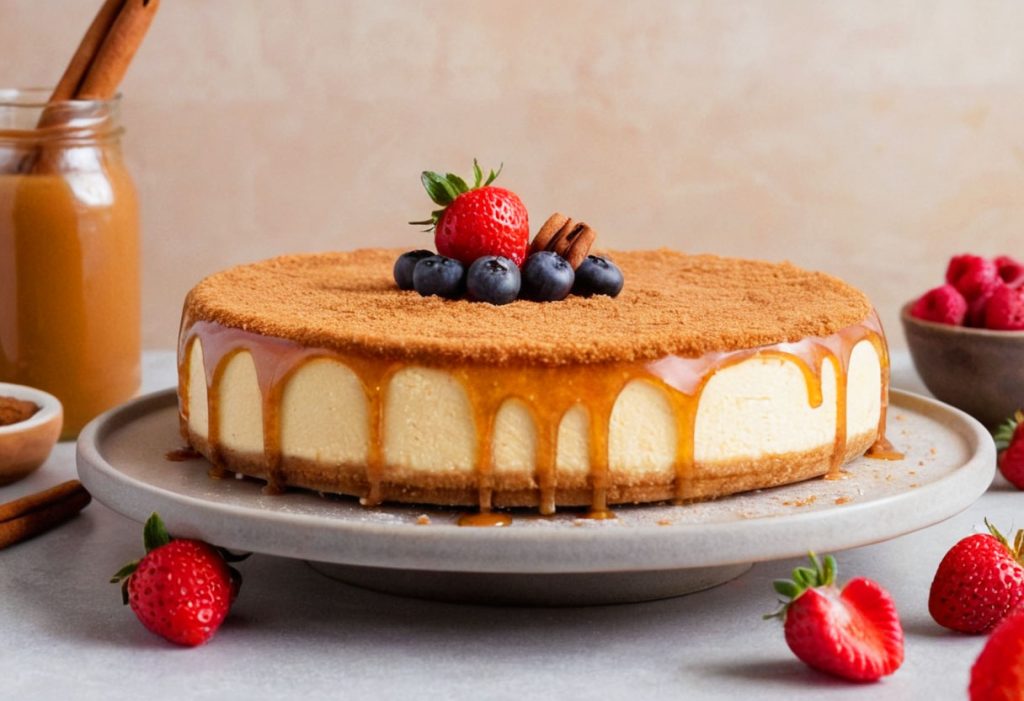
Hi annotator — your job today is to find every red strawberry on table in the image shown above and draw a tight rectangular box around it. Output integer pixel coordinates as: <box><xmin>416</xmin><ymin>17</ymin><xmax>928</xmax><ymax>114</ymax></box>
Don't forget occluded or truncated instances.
<box><xmin>111</xmin><ymin>513</ymin><xmax>246</xmax><ymax>646</ymax></box>
<box><xmin>970</xmin><ymin>607</ymin><xmax>1024</xmax><ymax>701</ymax></box>
<box><xmin>929</xmin><ymin>520</ymin><xmax>1024</xmax><ymax>634</ymax></box>
<box><xmin>765</xmin><ymin>552</ymin><xmax>904</xmax><ymax>682</ymax></box>
<box><xmin>995</xmin><ymin>411</ymin><xmax>1024</xmax><ymax>489</ymax></box>
<box><xmin>410</xmin><ymin>160</ymin><xmax>530</xmax><ymax>266</ymax></box>
<box><xmin>910</xmin><ymin>284</ymin><xmax>968</xmax><ymax>325</ymax></box>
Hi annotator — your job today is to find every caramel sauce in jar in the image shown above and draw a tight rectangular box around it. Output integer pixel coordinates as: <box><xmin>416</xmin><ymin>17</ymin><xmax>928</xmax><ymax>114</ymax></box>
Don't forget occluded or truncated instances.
<box><xmin>0</xmin><ymin>91</ymin><xmax>140</xmax><ymax>438</ymax></box>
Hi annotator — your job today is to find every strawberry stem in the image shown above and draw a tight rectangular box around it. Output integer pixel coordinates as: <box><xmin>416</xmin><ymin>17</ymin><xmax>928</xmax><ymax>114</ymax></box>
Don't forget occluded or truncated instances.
<box><xmin>764</xmin><ymin>551</ymin><xmax>838</xmax><ymax>620</ymax></box>
<box><xmin>994</xmin><ymin>410</ymin><xmax>1024</xmax><ymax>451</ymax></box>
<box><xmin>410</xmin><ymin>159</ymin><xmax>504</xmax><ymax>231</ymax></box>
<box><xmin>984</xmin><ymin>518</ymin><xmax>1024</xmax><ymax>565</ymax></box>
<box><xmin>143</xmin><ymin>512</ymin><xmax>171</xmax><ymax>553</ymax></box>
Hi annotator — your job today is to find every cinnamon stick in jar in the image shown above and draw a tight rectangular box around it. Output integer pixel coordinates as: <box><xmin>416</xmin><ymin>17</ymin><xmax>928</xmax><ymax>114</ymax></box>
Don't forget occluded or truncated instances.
<box><xmin>47</xmin><ymin>0</ymin><xmax>127</xmax><ymax>104</ymax></box>
<box><xmin>76</xmin><ymin>0</ymin><xmax>161</xmax><ymax>100</ymax></box>
<box><xmin>31</xmin><ymin>0</ymin><xmax>160</xmax><ymax>173</ymax></box>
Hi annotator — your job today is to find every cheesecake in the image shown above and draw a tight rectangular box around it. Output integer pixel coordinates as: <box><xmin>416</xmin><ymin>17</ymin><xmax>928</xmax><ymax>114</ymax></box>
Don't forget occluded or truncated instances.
<box><xmin>176</xmin><ymin>248</ymin><xmax>897</xmax><ymax>516</ymax></box>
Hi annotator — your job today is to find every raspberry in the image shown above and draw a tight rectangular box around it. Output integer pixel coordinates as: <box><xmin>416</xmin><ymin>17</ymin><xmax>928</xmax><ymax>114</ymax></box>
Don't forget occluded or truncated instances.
<box><xmin>946</xmin><ymin>254</ymin><xmax>1001</xmax><ymax>301</ymax></box>
<box><xmin>965</xmin><ymin>284</ymin><xmax>1002</xmax><ymax>328</ymax></box>
<box><xmin>910</xmin><ymin>284</ymin><xmax>967</xmax><ymax>326</ymax></box>
<box><xmin>995</xmin><ymin>255</ymin><xmax>1024</xmax><ymax>289</ymax></box>
<box><xmin>985</xmin><ymin>285</ymin><xmax>1024</xmax><ymax>330</ymax></box>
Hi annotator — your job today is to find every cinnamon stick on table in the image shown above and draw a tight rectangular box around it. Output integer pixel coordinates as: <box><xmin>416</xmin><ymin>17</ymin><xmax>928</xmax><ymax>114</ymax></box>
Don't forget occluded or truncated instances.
<box><xmin>0</xmin><ymin>480</ymin><xmax>91</xmax><ymax>550</ymax></box>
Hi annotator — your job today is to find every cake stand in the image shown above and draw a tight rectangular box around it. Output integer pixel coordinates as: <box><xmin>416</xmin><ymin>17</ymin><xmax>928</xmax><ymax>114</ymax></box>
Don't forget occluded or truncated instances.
<box><xmin>77</xmin><ymin>389</ymin><xmax>994</xmax><ymax>605</ymax></box>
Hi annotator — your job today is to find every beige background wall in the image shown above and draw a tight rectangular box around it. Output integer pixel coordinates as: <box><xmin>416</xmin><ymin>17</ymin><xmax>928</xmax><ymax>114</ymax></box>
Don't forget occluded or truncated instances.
<box><xmin>4</xmin><ymin>1</ymin><xmax>1024</xmax><ymax>350</ymax></box>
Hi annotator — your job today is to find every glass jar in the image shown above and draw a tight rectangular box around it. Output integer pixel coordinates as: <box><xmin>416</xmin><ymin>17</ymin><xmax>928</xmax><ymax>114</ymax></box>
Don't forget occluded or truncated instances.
<box><xmin>0</xmin><ymin>88</ymin><xmax>140</xmax><ymax>438</ymax></box>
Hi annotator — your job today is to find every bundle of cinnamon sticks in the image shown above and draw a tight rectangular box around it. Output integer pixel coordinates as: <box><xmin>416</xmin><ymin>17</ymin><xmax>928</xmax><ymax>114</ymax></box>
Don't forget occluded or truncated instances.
<box><xmin>21</xmin><ymin>0</ymin><xmax>159</xmax><ymax>174</ymax></box>
<box><xmin>0</xmin><ymin>481</ymin><xmax>91</xmax><ymax>549</ymax></box>
<box><xmin>48</xmin><ymin>0</ymin><xmax>160</xmax><ymax>109</ymax></box>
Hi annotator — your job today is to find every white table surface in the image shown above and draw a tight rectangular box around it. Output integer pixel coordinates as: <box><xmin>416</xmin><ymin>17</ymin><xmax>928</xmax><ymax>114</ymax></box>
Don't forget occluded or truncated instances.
<box><xmin>1</xmin><ymin>350</ymin><xmax>1009</xmax><ymax>700</ymax></box>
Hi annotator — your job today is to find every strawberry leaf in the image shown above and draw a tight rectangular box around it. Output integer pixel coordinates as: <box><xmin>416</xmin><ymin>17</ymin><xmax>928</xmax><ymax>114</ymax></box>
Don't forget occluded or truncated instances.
<box><xmin>143</xmin><ymin>513</ymin><xmax>171</xmax><ymax>553</ymax></box>
<box><xmin>420</xmin><ymin>171</ymin><xmax>457</xmax><ymax>207</ymax></box>
<box><xmin>109</xmin><ymin>559</ymin><xmax>140</xmax><ymax>584</ymax></box>
<box><xmin>994</xmin><ymin>411</ymin><xmax>1024</xmax><ymax>450</ymax></box>
<box><xmin>986</xmin><ymin>518</ymin><xmax>1012</xmax><ymax>550</ymax></box>
<box><xmin>821</xmin><ymin>554</ymin><xmax>837</xmax><ymax>586</ymax></box>
<box><xmin>764</xmin><ymin>552</ymin><xmax>840</xmax><ymax>620</ymax></box>
<box><xmin>445</xmin><ymin>173</ymin><xmax>470</xmax><ymax>195</ymax></box>
<box><xmin>793</xmin><ymin>567</ymin><xmax>816</xmax><ymax>588</ymax></box>
<box><xmin>773</xmin><ymin>579</ymin><xmax>800</xmax><ymax>598</ymax></box>
<box><xmin>484</xmin><ymin>162</ymin><xmax>504</xmax><ymax>186</ymax></box>
<box><xmin>411</xmin><ymin>159</ymin><xmax>505</xmax><ymax>231</ymax></box>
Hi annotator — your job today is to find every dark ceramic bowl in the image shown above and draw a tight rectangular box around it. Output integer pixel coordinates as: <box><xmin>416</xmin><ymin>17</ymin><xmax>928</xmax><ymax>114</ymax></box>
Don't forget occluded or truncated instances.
<box><xmin>901</xmin><ymin>302</ymin><xmax>1024</xmax><ymax>429</ymax></box>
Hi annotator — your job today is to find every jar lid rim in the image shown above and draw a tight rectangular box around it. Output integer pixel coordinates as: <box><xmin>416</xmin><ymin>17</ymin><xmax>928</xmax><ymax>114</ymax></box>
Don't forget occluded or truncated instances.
<box><xmin>0</xmin><ymin>88</ymin><xmax>123</xmax><ymax>109</ymax></box>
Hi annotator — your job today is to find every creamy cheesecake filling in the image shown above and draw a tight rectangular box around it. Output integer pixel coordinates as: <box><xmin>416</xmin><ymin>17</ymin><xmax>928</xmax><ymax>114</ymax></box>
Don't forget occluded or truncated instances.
<box><xmin>178</xmin><ymin>312</ymin><xmax>896</xmax><ymax>516</ymax></box>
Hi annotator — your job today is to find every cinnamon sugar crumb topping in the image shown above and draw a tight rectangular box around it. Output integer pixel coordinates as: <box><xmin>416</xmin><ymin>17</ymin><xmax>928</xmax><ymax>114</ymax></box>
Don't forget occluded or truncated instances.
<box><xmin>183</xmin><ymin>248</ymin><xmax>873</xmax><ymax>366</ymax></box>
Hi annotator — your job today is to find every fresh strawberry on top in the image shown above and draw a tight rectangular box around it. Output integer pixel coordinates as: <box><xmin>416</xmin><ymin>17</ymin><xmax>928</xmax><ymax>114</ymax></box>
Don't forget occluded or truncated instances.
<box><xmin>996</xmin><ymin>411</ymin><xmax>1024</xmax><ymax>489</ymax></box>
<box><xmin>410</xmin><ymin>160</ymin><xmax>529</xmax><ymax>266</ymax></box>
<box><xmin>929</xmin><ymin>520</ymin><xmax>1024</xmax><ymax>634</ymax></box>
<box><xmin>910</xmin><ymin>284</ymin><xmax>968</xmax><ymax>325</ymax></box>
<box><xmin>947</xmin><ymin>254</ymin><xmax>1002</xmax><ymax>301</ymax></box>
<box><xmin>111</xmin><ymin>513</ymin><xmax>246</xmax><ymax>646</ymax></box>
<box><xmin>765</xmin><ymin>552</ymin><xmax>904</xmax><ymax>682</ymax></box>
<box><xmin>970</xmin><ymin>606</ymin><xmax>1024</xmax><ymax>701</ymax></box>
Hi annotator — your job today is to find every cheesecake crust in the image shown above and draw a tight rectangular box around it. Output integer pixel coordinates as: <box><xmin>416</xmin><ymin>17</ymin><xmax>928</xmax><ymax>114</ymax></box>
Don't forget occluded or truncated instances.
<box><xmin>182</xmin><ymin>248</ymin><xmax>873</xmax><ymax>366</ymax></box>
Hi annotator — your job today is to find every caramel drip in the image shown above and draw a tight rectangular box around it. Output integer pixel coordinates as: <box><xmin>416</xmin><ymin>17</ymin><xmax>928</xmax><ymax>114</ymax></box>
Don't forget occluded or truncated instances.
<box><xmin>863</xmin><ymin>310</ymin><xmax>905</xmax><ymax>461</ymax></box>
<box><xmin>535</xmin><ymin>419</ymin><xmax>559</xmax><ymax>516</ymax></box>
<box><xmin>586</xmin><ymin>400</ymin><xmax>615</xmax><ymax>519</ymax></box>
<box><xmin>457</xmin><ymin>512</ymin><xmax>512</xmax><ymax>527</ymax></box>
<box><xmin>176</xmin><ymin>309</ymin><xmax>899</xmax><ymax>517</ymax></box>
<box><xmin>653</xmin><ymin>349</ymin><xmax>826</xmax><ymax>504</ymax></box>
<box><xmin>165</xmin><ymin>446</ymin><xmax>201</xmax><ymax>462</ymax></box>
<box><xmin>455</xmin><ymin>365</ymin><xmax>631</xmax><ymax>516</ymax></box>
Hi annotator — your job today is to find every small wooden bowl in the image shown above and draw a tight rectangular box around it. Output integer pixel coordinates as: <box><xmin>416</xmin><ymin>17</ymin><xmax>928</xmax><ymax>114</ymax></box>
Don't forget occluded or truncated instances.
<box><xmin>901</xmin><ymin>302</ymin><xmax>1024</xmax><ymax>429</ymax></box>
<box><xmin>0</xmin><ymin>383</ymin><xmax>63</xmax><ymax>485</ymax></box>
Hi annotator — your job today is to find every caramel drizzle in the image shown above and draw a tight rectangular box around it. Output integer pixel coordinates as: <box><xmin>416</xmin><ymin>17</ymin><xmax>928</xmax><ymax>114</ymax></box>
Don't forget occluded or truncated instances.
<box><xmin>176</xmin><ymin>311</ymin><xmax>900</xmax><ymax>518</ymax></box>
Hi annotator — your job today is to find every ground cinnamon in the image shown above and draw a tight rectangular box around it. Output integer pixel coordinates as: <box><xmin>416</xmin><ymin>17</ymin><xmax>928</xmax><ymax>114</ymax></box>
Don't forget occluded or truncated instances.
<box><xmin>0</xmin><ymin>480</ymin><xmax>91</xmax><ymax>550</ymax></box>
<box><xmin>0</xmin><ymin>396</ymin><xmax>38</xmax><ymax>426</ymax></box>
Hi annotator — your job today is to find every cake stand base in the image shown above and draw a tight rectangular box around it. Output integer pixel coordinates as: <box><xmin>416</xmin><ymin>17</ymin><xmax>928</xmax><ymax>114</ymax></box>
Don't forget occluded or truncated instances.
<box><xmin>305</xmin><ymin>561</ymin><xmax>753</xmax><ymax>606</ymax></box>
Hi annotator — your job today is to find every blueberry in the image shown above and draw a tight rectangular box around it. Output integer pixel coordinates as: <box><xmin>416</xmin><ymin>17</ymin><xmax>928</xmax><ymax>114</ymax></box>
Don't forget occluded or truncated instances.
<box><xmin>520</xmin><ymin>251</ymin><xmax>574</xmax><ymax>302</ymax></box>
<box><xmin>413</xmin><ymin>255</ymin><xmax>465</xmax><ymax>298</ymax></box>
<box><xmin>466</xmin><ymin>256</ymin><xmax>521</xmax><ymax>305</ymax></box>
<box><xmin>394</xmin><ymin>249</ymin><xmax>434</xmax><ymax>290</ymax></box>
<box><xmin>572</xmin><ymin>255</ymin><xmax>624</xmax><ymax>298</ymax></box>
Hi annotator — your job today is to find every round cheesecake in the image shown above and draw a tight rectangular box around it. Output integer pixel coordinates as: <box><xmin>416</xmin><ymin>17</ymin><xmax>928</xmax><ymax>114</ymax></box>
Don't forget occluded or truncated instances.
<box><xmin>177</xmin><ymin>248</ymin><xmax>895</xmax><ymax>515</ymax></box>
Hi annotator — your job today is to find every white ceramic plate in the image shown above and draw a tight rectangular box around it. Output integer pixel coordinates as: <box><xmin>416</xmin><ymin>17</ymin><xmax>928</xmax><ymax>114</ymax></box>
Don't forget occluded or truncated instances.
<box><xmin>77</xmin><ymin>389</ymin><xmax>994</xmax><ymax>605</ymax></box>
